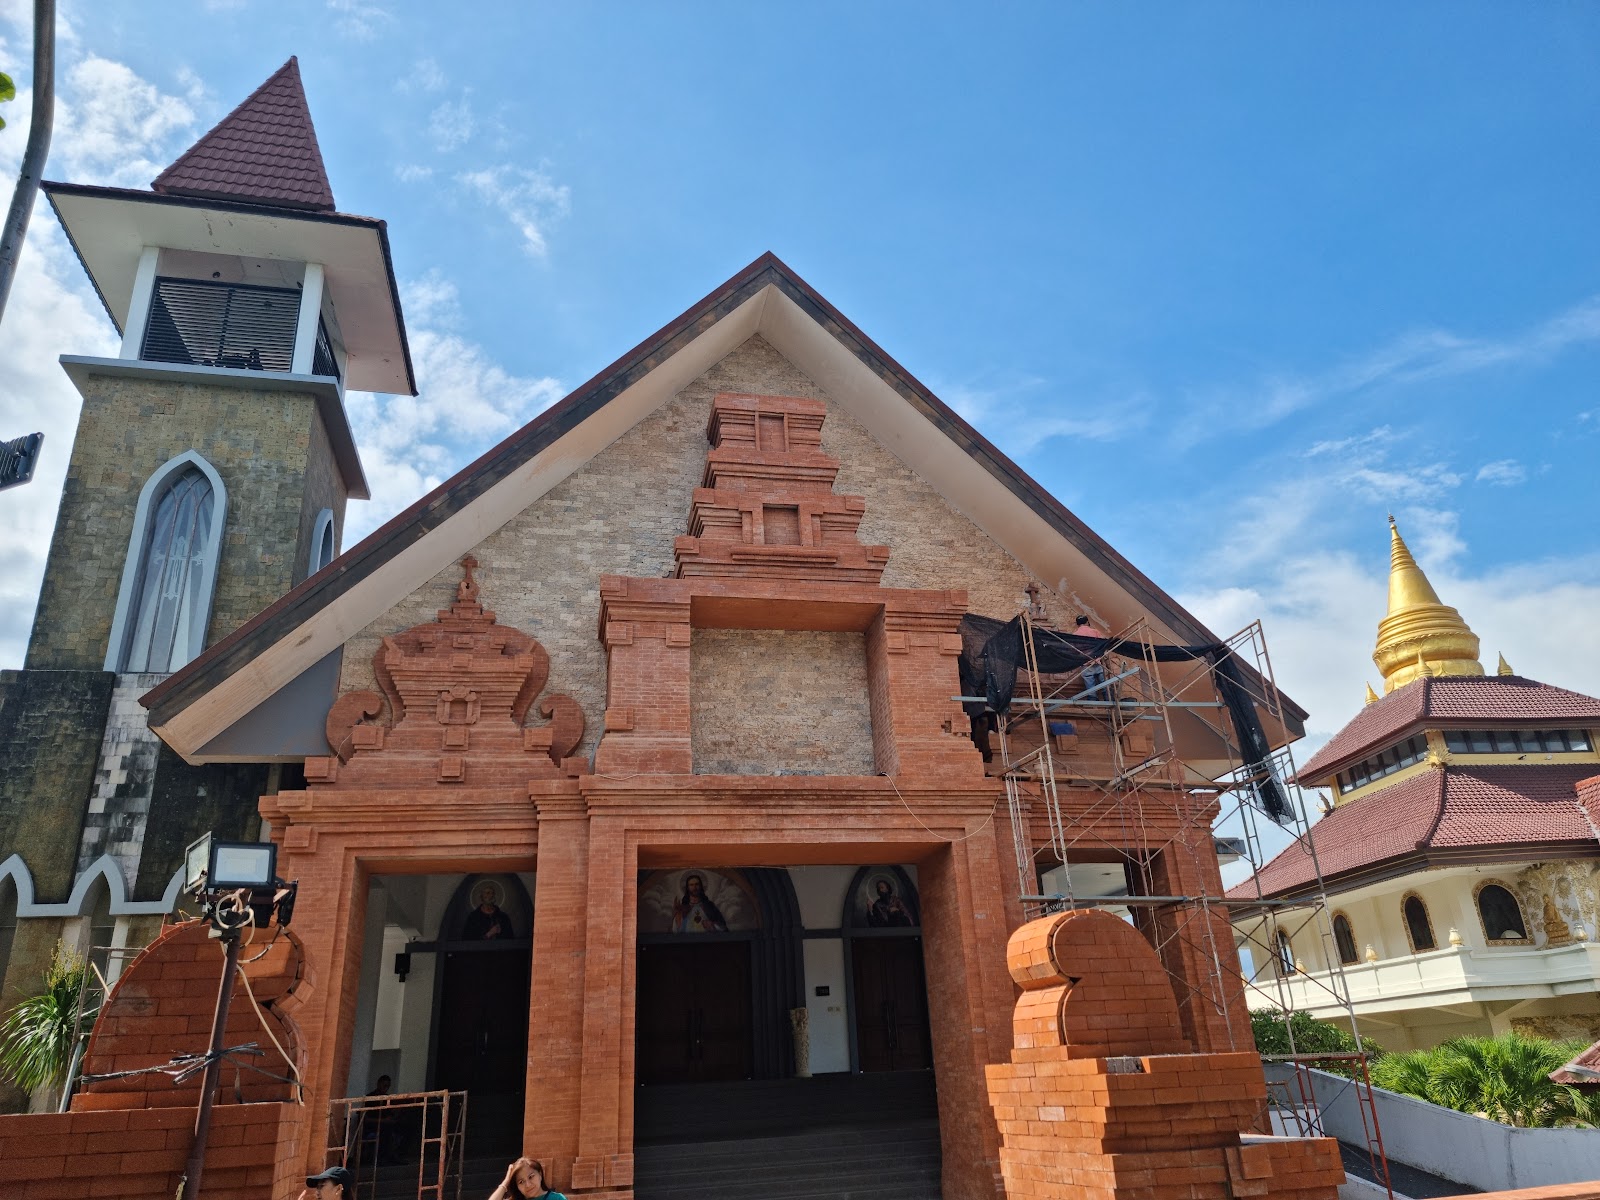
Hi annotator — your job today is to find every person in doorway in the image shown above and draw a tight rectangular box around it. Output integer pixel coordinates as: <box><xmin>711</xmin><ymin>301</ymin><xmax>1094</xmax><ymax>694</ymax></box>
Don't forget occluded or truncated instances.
<box><xmin>1074</xmin><ymin>614</ymin><xmax>1110</xmax><ymax>698</ymax></box>
<box><xmin>670</xmin><ymin>872</ymin><xmax>728</xmax><ymax>933</ymax></box>
<box><xmin>301</xmin><ymin>1165</ymin><xmax>353</xmax><ymax>1200</ymax></box>
<box><xmin>464</xmin><ymin>882</ymin><xmax>515</xmax><ymax>940</ymax></box>
<box><xmin>491</xmin><ymin>1157</ymin><xmax>566</xmax><ymax>1200</ymax></box>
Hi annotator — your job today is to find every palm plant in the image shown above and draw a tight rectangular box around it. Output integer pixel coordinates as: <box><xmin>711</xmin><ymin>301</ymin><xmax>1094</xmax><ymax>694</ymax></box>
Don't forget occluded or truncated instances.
<box><xmin>1367</xmin><ymin>1032</ymin><xmax>1596</xmax><ymax>1129</ymax></box>
<box><xmin>0</xmin><ymin>941</ymin><xmax>89</xmax><ymax>1096</ymax></box>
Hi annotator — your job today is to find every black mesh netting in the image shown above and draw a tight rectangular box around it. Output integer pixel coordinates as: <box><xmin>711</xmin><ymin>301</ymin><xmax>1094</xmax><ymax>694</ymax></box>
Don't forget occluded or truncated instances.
<box><xmin>956</xmin><ymin>613</ymin><xmax>1291</xmax><ymax>822</ymax></box>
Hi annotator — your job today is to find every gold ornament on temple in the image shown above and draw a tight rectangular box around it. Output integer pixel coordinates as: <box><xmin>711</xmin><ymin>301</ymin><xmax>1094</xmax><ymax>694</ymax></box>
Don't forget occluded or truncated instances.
<box><xmin>1372</xmin><ymin>518</ymin><xmax>1483</xmax><ymax>693</ymax></box>
<box><xmin>1497</xmin><ymin>652</ymin><xmax>1514</xmax><ymax>676</ymax></box>
<box><xmin>1543</xmin><ymin>895</ymin><xmax>1573</xmax><ymax>947</ymax></box>
<box><xmin>1363</xmin><ymin>682</ymin><xmax>1380</xmax><ymax>706</ymax></box>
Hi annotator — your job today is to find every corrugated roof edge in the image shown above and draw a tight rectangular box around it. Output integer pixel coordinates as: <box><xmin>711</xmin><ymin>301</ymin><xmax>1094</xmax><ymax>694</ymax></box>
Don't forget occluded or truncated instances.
<box><xmin>40</xmin><ymin>180</ymin><xmax>416</xmax><ymax>395</ymax></box>
<box><xmin>138</xmin><ymin>252</ymin><xmax>1308</xmax><ymax>734</ymax></box>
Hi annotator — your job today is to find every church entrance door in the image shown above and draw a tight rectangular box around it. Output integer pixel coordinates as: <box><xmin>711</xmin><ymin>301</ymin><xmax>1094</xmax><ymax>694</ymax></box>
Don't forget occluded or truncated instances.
<box><xmin>851</xmin><ymin>936</ymin><xmax>932</xmax><ymax>1073</ymax></box>
<box><xmin>636</xmin><ymin>941</ymin><xmax>753</xmax><ymax>1085</ymax></box>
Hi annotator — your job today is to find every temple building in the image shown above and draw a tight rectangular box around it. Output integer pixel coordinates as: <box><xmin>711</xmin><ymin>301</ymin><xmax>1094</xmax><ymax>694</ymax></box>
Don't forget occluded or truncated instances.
<box><xmin>0</xmin><ymin>57</ymin><xmax>1459</xmax><ymax>1200</ymax></box>
<box><xmin>1232</xmin><ymin>520</ymin><xmax>1600</xmax><ymax>1052</ymax></box>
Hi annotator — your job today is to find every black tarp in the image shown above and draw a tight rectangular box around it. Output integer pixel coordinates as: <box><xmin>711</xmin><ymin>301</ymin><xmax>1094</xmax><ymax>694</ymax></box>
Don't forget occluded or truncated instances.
<box><xmin>957</xmin><ymin>614</ymin><xmax>1291</xmax><ymax>822</ymax></box>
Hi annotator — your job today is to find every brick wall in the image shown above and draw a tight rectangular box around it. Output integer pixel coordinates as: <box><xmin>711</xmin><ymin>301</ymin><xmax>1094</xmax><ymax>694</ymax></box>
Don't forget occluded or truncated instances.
<box><xmin>26</xmin><ymin>375</ymin><xmax>342</xmax><ymax>670</ymax></box>
<box><xmin>0</xmin><ymin>668</ymin><xmax>113</xmax><ymax>901</ymax></box>
<box><xmin>341</xmin><ymin>335</ymin><xmax>1086</xmax><ymax>759</ymax></box>
<box><xmin>689</xmin><ymin>629</ymin><xmax>874</xmax><ymax>774</ymax></box>
<box><xmin>0</xmin><ymin>1102</ymin><xmax>288</xmax><ymax>1198</ymax></box>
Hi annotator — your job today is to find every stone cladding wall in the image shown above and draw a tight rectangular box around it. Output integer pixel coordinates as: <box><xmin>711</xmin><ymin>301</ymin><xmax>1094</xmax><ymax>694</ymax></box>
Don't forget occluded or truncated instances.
<box><xmin>76</xmin><ymin>673</ymin><xmax>166</xmax><ymax>879</ymax></box>
<box><xmin>0</xmin><ymin>668</ymin><xmax>113</xmax><ymax>901</ymax></box>
<box><xmin>26</xmin><ymin>374</ymin><xmax>343</xmax><ymax>670</ymax></box>
<box><xmin>341</xmin><ymin>335</ymin><xmax>1076</xmax><ymax>760</ymax></box>
<box><xmin>292</xmin><ymin>402</ymin><xmax>347</xmax><ymax>585</ymax></box>
<box><xmin>689</xmin><ymin>629</ymin><xmax>874</xmax><ymax>775</ymax></box>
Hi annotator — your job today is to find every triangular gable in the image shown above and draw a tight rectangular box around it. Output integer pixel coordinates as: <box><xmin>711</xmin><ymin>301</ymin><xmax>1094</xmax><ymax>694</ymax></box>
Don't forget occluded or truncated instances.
<box><xmin>142</xmin><ymin>253</ymin><xmax>1307</xmax><ymax>759</ymax></box>
<box><xmin>152</xmin><ymin>57</ymin><xmax>335</xmax><ymax>212</ymax></box>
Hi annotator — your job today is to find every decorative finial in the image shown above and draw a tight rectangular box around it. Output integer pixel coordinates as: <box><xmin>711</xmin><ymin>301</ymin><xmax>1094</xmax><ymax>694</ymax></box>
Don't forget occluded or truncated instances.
<box><xmin>1364</xmin><ymin>944</ymin><xmax>1379</xmax><ymax>963</ymax></box>
<box><xmin>1373</xmin><ymin>518</ymin><xmax>1482</xmax><ymax>693</ymax></box>
<box><xmin>458</xmin><ymin>555</ymin><xmax>480</xmax><ymax>603</ymax></box>
<box><xmin>1448</xmin><ymin>927</ymin><xmax>1463</xmax><ymax>947</ymax></box>
<box><xmin>1363</xmin><ymin>681</ymin><xmax>1380</xmax><ymax>706</ymax></box>
<box><xmin>1497</xmin><ymin>652</ymin><xmax>1514</xmax><ymax>676</ymax></box>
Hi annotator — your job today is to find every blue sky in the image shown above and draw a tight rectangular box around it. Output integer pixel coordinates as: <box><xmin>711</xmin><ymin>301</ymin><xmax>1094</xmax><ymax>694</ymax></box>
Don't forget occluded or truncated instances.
<box><xmin>1</xmin><ymin>1</ymin><xmax>1597</xmax><ymax>767</ymax></box>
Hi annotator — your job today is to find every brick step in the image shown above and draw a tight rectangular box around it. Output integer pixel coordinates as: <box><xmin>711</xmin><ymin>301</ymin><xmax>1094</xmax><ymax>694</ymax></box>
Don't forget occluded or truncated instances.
<box><xmin>635</xmin><ymin>1071</ymin><xmax>937</xmax><ymax>1144</ymax></box>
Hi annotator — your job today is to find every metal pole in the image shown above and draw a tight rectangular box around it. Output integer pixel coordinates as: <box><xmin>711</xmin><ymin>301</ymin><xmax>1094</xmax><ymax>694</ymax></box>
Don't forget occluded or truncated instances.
<box><xmin>182</xmin><ymin>929</ymin><xmax>241</xmax><ymax>1200</ymax></box>
<box><xmin>0</xmin><ymin>0</ymin><xmax>56</xmax><ymax>324</ymax></box>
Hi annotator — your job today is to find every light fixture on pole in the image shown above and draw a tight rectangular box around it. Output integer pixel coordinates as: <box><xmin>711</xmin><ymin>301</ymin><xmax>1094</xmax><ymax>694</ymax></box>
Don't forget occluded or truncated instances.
<box><xmin>178</xmin><ymin>833</ymin><xmax>297</xmax><ymax>1200</ymax></box>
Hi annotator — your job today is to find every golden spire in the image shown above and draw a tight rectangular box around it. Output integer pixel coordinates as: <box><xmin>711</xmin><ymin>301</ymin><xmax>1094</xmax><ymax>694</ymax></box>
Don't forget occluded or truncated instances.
<box><xmin>1363</xmin><ymin>682</ymin><xmax>1380</xmax><ymax>705</ymax></box>
<box><xmin>1497</xmin><ymin>652</ymin><xmax>1514</xmax><ymax>676</ymax></box>
<box><xmin>1373</xmin><ymin>517</ymin><xmax>1483</xmax><ymax>693</ymax></box>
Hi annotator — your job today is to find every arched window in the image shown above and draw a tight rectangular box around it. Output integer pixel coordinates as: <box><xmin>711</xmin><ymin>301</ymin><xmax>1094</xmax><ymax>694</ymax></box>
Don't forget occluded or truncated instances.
<box><xmin>309</xmin><ymin>507</ymin><xmax>336</xmax><ymax>574</ymax></box>
<box><xmin>1333</xmin><ymin>913</ymin><xmax>1359</xmax><ymax>966</ymax></box>
<box><xmin>1402</xmin><ymin>893</ymin><xmax>1436</xmax><ymax>953</ymax></box>
<box><xmin>1476</xmin><ymin>882</ymin><xmax>1528</xmax><ymax>943</ymax></box>
<box><xmin>0</xmin><ymin>876</ymin><xmax>16</xmax><ymax>994</ymax></box>
<box><xmin>105</xmin><ymin>453</ymin><xmax>226</xmax><ymax>673</ymax></box>
<box><xmin>1275</xmin><ymin>929</ymin><xmax>1295</xmax><ymax>976</ymax></box>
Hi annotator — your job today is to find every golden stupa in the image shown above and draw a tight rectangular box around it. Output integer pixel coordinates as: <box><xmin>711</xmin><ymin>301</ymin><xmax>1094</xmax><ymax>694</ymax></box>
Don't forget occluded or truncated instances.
<box><xmin>1373</xmin><ymin>517</ymin><xmax>1484</xmax><ymax>693</ymax></box>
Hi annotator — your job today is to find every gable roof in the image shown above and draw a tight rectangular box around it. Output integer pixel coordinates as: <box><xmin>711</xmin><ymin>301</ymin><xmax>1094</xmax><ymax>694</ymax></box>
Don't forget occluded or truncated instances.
<box><xmin>1298</xmin><ymin>675</ymin><xmax>1600</xmax><ymax>783</ymax></box>
<box><xmin>141</xmin><ymin>252</ymin><xmax>1307</xmax><ymax>759</ymax></box>
<box><xmin>152</xmin><ymin>57</ymin><xmax>335</xmax><ymax>212</ymax></box>
<box><xmin>1231</xmin><ymin>763</ymin><xmax>1600</xmax><ymax>900</ymax></box>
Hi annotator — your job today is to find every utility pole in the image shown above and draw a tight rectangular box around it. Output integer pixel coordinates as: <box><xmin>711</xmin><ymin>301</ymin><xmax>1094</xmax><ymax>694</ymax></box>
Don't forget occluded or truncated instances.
<box><xmin>0</xmin><ymin>0</ymin><xmax>56</xmax><ymax>326</ymax></box>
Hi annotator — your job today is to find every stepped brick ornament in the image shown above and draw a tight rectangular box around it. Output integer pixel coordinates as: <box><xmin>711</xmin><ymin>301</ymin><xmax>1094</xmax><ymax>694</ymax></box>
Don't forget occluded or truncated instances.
<box><xmin>674</xmin><ymin>393</ymin><xmax>890</xmax><ymax>582</ymax></box>
<box><xmin>986</xmin><ymin>909</ymin><xmax>1344</xmax><ymax>1200</ymax></box>
<box><xmin>313</xmin><ymin>556</ymin><xmax>586</xmax><ymax>787</ymax></box>
<box><xmin>152</xmin><ymin>56</ymin><xmax>335</xmax><ymax>211</ymax></box>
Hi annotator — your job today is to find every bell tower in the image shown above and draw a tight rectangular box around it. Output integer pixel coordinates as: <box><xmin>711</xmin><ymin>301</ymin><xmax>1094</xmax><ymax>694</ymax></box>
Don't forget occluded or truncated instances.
<box><xmin>30</xmin><ymin>56</ymin><xmax>414</xmax><ymax>673</ymax></box>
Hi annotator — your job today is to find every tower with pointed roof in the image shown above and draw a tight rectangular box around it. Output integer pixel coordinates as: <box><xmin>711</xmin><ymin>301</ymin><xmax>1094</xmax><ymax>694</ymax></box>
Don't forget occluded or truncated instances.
<box><xmin>0</xmin><ymin>59</ymin><xmax>415</xmax><ymax>1098</ymax></box>
<box><xmin>1230</xmin><ymin>519</ymin><xmax>1600</xmax><ymax>1053</ymax></box>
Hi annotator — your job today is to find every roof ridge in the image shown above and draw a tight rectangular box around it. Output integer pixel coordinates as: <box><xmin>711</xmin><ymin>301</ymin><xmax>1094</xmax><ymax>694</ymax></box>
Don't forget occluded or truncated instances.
<box><xmin>152</xmin><ymin>56</ymin><xmax>335</xmax><ymax>212</ymax></box>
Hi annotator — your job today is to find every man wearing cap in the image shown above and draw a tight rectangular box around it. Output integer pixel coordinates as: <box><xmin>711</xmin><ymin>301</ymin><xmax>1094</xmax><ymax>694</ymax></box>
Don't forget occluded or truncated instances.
<box><xmin>302</xmin><ymin>1165</ymin><xmax>353</xmax><ymax>1199</ymax></box>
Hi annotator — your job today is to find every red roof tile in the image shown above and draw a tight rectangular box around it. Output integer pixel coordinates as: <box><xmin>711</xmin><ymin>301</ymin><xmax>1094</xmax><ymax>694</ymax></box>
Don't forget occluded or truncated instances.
<box><xmin>1229</xmin><ymin>764</ymin><xmax>1600</xmax><ymax>900</ymax></box>
<box><xmin>1551</xmin><ymin>1038</ymin><xmax>1600</xmax><ymax>1086</ymax></box>
<box><xmin>1298</xmin><ymin>675</ymin><xmax>1600</xmax><ymax>783</ymax></box>
<box><xmin>152</xmin><ymin>58</ymin><xmax>334</xmax><ymax>212</ymax></box>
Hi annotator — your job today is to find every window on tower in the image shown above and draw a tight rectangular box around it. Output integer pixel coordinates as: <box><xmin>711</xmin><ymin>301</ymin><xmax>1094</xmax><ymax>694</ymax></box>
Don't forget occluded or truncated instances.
<box><xmin>106</xmin><ymin>452</ymin><xmax>227</xmax><ymax>674</ymax></box>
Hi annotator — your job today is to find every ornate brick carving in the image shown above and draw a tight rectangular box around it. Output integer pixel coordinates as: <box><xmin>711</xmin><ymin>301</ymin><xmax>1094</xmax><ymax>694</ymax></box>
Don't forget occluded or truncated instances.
<box><xmin>321</xmin><ymin>557</ymin><xmax>588</xmax><ymax>781</ymax></box>
<box><xmin>674</xmin><ymin>393</ymin><xmax>889</xmax><ymax>583</ymax></box>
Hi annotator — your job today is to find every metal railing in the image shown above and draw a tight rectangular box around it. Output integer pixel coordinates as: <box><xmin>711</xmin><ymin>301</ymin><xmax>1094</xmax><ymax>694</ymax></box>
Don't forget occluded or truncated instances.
<box><xmin>141</xmin><ymin>277</ymin><xmax>301</xmax><ymax>373</ymax></box>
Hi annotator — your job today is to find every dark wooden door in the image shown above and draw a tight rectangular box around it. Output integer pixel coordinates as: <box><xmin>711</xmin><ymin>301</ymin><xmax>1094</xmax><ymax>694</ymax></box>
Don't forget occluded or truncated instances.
<box><xmin>852</xmin><ymin>937</ymin><xmax>932</xmax><ymax>1073</ymax></box>
<box><xmin>636</xmin><ymin>941</ymin><xmax>753</xmax><ymax>1085</ymax></box>
<box><xmin>434</xmin><ymin>948</ymin><xmax>531</xmax><ymax>1096</ymax></box>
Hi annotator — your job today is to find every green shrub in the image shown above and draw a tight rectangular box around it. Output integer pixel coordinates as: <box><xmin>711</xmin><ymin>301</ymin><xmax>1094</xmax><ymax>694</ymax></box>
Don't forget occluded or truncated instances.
<box><xmin>1368</xmin><ymin>1032</ymin><xmax>1595</xmax><ymax>1128</ymax></box>
<box><xmin>0</xmin><ymin>942</ymin><xmax>89</xmax><ymax>1095</ymax></box>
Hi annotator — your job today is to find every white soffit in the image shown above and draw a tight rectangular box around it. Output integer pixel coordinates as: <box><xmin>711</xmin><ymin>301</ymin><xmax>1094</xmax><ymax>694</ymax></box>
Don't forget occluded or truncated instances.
<box><xmin>49</xmin><ymin>189</ymin><xmax>411</xmax><ymax>394</ymax></box>
<box><xmin>153</xmin><ymin>288</ymin><xmax>768</xmax><ymax>757</ymax></box>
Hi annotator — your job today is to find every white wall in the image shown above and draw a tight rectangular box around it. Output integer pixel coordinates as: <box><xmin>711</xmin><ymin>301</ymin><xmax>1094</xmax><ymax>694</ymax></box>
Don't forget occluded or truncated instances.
<box><xmin>789</xmin><ymin>866</ymin><xmax>855</xmax><ymax>1074</ymax></box>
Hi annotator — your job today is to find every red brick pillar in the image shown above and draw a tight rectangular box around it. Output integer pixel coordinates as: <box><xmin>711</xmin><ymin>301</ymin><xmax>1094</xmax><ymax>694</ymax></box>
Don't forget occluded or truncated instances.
<box><xmin>566</xmin><ymin>814</ymin><xmax>636</xmax><ymax>1199</ymax></box>
<box><xmin>918</xmin><ymin>819</ymin><xmax>1017</xmax><ymax>1200</ymax></box>
<box><xmin>866</xmin><ymin>594</ymin><xmax>985</xmax><ymax>783</ymax></box>
<box><xmin>1147</xmin><ymin>797</ymin><xmax>1251</xmax><ymax>1053</ymax></box>
<box><xmin>594</xmin><ymin>577</ymin><xmax>691</xmax><ymax>774</ymax></box>
<box><xmin>258</xmin><ymin>810</ymin><xmax>368</xmax><ymax>1198</ymax></box>
<box><xmin>525</xmin><ymin>789</ymin><xmax>592</xmax><ymax>1189</ymax></box>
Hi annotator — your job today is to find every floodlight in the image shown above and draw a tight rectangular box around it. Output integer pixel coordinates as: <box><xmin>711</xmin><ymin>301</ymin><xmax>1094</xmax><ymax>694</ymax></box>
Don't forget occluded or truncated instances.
<box><xmin>184</xmin><ymin>833</ymin><xmax>213</xmax><ymax>893</ymax></box>
<box><xmin>208</xmin><ymin>840</ymin><xmax>278</xmax><ymax>891</ymax></box>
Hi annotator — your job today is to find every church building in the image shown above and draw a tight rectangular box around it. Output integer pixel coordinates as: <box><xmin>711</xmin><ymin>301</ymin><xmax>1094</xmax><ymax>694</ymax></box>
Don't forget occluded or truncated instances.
<box><xmin>0</xmin><ymin>59</ymin><xmax>1399</xmax><ymax>1200</ymax></box>
<box><xmin>1232</xmin><ymin>520</ymin><xmax>1600</xmax><ymax>1052</ymax></box>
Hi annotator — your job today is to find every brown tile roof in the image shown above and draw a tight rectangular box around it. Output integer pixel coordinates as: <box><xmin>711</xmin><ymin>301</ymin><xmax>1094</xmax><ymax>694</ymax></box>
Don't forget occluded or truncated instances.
<box><xmin>152</xmin><ymin>57</ymin><xmax>334</xmax><ymax>212</ymax></box>
<box><xmin>1551</xmin><ymin>1038</ymin><xmax>1600</xmax><ymax>1086</ymax></box>
<box><xmin>1229</xmin><ymin>764</ymin><xmax>1600</xmax><ymax>900</ymax></box>
<box><xmin>1298</xmin><ymin>675</ymin><xmax>1600</xmax><ymax>783</ymax></box>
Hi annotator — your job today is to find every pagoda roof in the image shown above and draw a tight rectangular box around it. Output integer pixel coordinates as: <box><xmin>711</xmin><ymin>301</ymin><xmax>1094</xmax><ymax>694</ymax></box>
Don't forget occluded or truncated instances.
<box><xmin>1552</xmin><ymin>1038</ymin><xmax>1600</xmax><ymax>1087</ymax></box>
<box><xmin>152</xmin><ymin>57</ymin><xmax>335</xmax><ymax>212</ymax></box>
<box><xmin>1297</xmin><ymin>675</ymin><xmax>1600</xmax><ymax>784</ymax></box>
<box><xmin>1230</xmin><ymin>763</ymin><xmax>1600</xmax><ymax>901</ymax></box>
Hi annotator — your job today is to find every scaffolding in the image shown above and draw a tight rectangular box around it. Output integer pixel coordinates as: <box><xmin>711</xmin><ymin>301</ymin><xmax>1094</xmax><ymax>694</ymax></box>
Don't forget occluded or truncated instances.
<box><xmin>967</xmin><ymin>609</ymin><xmax>1394</xmax><ymax>1197</ymax></box>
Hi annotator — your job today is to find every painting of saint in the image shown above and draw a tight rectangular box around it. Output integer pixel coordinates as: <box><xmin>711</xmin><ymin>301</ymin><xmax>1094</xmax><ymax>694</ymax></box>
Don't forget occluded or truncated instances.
<box><xmin>866</xmin><ymin>877</ymin><xmax>914</xmax><ymax>927</ymax></box>
<box><xmin>463</xmin><ymin>881</ymin><xmax>515</xmax><ymax>940</ymax></box>
<box><xmin>670</xmin><ymin>872</ymin><xmax>729</xmax><ymax>934</ymax></box>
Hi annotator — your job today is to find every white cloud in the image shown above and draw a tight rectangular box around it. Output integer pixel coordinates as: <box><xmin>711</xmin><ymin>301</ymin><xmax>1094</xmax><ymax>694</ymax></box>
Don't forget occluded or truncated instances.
<box><xmin>940</xmin><ymin>376</ymin><xmax>1147</xmax><ymax>457</ymax></box>
<box><xmin>342</xmin><ymin>273</ymin><xmax>564</xmax><ymax>543</ymax></box>
<box><xmin>458</xmin><ymin>165</ymin><xmax>570</xmax><ymax>257</ymax></box>
<box><xmin>1475</xmin><ymin>459</ymin><xmax>1527</xmax><ymax>486</ymax></box>
<box><xmin>394</xmin><ymin>162</ymin><xmax>433</xmax><ymax>183</ymax></box>
<box><xmin>55</xmin><ymin>55</ymin><xmax>196</xmax><ymax>186</ymax></box>
<box><xmin>427</xmin><ymin>96</ymin><xmax>473</xmax><ymax>152</ymax></box>
<box><xmin>327</xmin><ymin>0</ymin><xmax>391</xmax><ymax>40</ymax></box>
<box><xmin>414</xmin><ymin>57</ymin><xmax>446</xmax><ymax>92</ymax></box>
